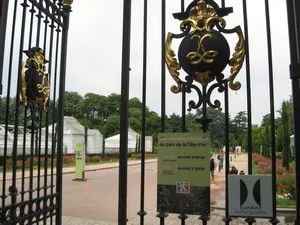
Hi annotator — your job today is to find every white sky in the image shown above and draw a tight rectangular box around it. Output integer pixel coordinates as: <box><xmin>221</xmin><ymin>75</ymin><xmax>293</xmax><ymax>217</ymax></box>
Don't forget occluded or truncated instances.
<box><xmin>2</xmin><ymin>0</ymin><xmax>292</xmax><ymax>125</ymax></box>
<box><xmin>65</xmin><ymin>0</ymin><xmax>292</xmax><ymax>125</ymax></box>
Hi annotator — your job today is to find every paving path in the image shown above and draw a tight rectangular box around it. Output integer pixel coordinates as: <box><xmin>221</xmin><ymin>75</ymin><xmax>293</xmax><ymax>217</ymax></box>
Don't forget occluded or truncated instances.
<box><xmin>59</xmin><ymin>154</ymin><xmax>294</xmax><ymax>224</ymax></box>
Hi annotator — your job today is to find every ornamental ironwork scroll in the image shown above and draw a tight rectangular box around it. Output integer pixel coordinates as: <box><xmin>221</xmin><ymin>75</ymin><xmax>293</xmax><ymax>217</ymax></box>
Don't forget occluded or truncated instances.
<box><xmin>166</xmin><ymin>0</ymin><xmax>245</xmax><ymax>130</ymax></box>
<box><xmin>21</xmin><ymin>47</ymin><xmax>50</xmax><ymax>112</ymax></box>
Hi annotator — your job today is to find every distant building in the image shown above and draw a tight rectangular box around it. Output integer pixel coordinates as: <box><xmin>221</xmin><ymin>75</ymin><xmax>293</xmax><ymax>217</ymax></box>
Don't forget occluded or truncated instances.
<box><xmin>105</xmin><ymin>128</ymin><xmax>153</xmax><ymax>154</ymax></box>
<box><xmin>49</xmin><ymin>116</ymin><xmax>103</xmax><ymax>154</ymax></box>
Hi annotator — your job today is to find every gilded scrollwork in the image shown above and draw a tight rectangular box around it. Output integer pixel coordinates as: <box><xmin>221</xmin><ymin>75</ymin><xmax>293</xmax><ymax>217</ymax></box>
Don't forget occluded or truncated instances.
<box><xmin>228</xmin><ymin>26</ymin><xmax>245</xmax><ymax>91</ymax></box>
<box><xmin>21</xmin><ymin>47</ymin><xmax>50</xmax><ymax>112</ymax></box>
<box><xmin>186</xmin><ymin>33</ymin><xmax>218</xmax><ymax>64</ymax></box>
<box><xmin>180</xmin><ymin>0</ymin><xmax>226</xmax><ymax>33</ymax></box>
<box><xmin>194</xmin><ymin>71</ymin><xmax>214</xmax><ymax>86</ymax></box>
<box><xmin>165</xmin><ymin>32</ymin><xmax>182</xmax><ymax>93</ymax></box>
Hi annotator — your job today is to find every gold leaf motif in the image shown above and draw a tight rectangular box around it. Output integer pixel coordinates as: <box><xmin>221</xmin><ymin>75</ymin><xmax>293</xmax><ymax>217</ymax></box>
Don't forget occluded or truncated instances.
<box><xmin>194</xmin><ymin>71</ymin><xmax>214</xmax><ymax>86</ymax></box>
<box><xmin>21</xmin><ymin>62</ymin><xmax>27</xmax><ymax>106</ymax></box>
<box><xmin>180</xmin><ymin>0</ymin><xmax>225</xmax><ymax>33</ymax></box>
<box><xmin>165</xmin><ymin>32</ymin><xmax>182</xmax><ymax>93</ymax></box>
<box><xmin>186</xmin><ymin>33</ymin><xmax>218</xmax><ymax>64</ymax></box>
<box><xmin>228</xmin><ymin>26</ymin><xmax>245</xmax><ymax>91</ymax></box>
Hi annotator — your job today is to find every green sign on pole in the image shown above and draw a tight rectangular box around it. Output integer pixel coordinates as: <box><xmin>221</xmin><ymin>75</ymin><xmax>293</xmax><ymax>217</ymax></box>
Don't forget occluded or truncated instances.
<box><xmin>157</xmin><ymin>132</ymin><xmax>211</xmax><ymax>215</ymax></box>
<box><xmin>74</xmin><ymin>142</ymin><xmax>86</xmax><ymax>181</ymax></box>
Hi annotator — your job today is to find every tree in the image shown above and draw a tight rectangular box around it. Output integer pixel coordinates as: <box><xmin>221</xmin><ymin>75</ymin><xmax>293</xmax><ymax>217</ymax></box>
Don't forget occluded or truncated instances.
<box><xmin>80</xmin><ymin>93</ymin><xmax>107</xmax><ymax>120</ymax></box>
<box><xmin>0</xmin><ymin>97</ymin><xmax>6</xmax><ymax>124</ymax></box>
<box><xmin>166</xmin><ymin>113</ymin><xmax>182</xmax><ymax>132</ymax></box>
<box><xmin>64</xmin><ymin>91</ymin><xmax>83</xmax><ymax>117</ymax></box>
<box><xmin>106</xmin><ymin>93</ymin><xmax>121</xmax><ymax>116</ymax></box>
<box><xmin>105</xmin><ymin>114</ymin><xmax>120</xmax><ymax>137</ymax></box>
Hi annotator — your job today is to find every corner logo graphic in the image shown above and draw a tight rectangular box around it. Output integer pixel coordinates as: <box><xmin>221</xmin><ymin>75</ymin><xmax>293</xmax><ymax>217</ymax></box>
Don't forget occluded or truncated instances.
<box><xmin>240</xmin><ymin>178</ymin><xmax>261</xmax><ymax>209</ymax></box>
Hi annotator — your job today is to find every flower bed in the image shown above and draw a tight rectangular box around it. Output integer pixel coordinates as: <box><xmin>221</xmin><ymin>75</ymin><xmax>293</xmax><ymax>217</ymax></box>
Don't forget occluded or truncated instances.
<box><xmin>253</xmin><ymin>153</ymin><xmax>295</xmax><ymax>200</ymax></box>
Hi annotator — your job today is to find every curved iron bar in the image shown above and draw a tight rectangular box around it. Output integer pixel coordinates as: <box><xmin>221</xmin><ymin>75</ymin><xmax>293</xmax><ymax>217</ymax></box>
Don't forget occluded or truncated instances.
<box><xmin>183</xmin><ymin>76</ymin><xmax>203</xmax><ymax>111</ymax></box>
<box><xmin>215</xmin><ymin>22</ymin><xmax>237</xmax><ymax>34</ymax></box>
<box><xmin>173</xmin><ymin>0</ymin><xmax>232</xmax><ymax>21</ymax></box>
<box><xmin>206</xmin><ymin>78</ymin><xmax>225</xmax><ymax>109</ymax></box>
<box><xmin>184</xmin><ymin>75</ymin><xmax>226</xmax><ymax>112</ymax></box>
<box><xmin>172</xmin><ymin>24</ymin><xmax>191</xmax><ymax>39</ymax></box>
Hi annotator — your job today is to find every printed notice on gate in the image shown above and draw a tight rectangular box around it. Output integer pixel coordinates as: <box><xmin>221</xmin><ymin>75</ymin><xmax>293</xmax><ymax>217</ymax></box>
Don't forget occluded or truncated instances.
<box><xmin>157</xmin><ymin>132</ymin><xmax>210</xmax><ymax>215</ymax></box>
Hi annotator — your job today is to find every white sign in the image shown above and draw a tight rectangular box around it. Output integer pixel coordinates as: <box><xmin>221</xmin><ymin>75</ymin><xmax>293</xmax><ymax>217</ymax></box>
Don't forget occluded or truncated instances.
<box><xmin>228</xmin><ymin>175</ymin><xmax>273</xmax><ymax>218</ymax></box>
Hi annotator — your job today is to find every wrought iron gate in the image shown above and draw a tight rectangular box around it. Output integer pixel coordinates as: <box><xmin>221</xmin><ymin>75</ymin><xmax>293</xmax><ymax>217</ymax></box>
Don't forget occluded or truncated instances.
<box><xmin>0</xmin><ymin>0</ymin><xmax>72</xmax><ymax>224</ymax></box>
<box><xmin>1</xmin><ymin>0</ymin><xmax>299</xmax><ymax>225</ymax></box>
<box><xmin>118</xmin><ymin>0</ymin><xmax>300</xmax><ymax>225</ymax></box>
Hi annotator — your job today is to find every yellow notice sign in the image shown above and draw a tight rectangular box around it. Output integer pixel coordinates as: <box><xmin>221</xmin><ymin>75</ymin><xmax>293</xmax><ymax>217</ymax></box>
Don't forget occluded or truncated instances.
<box><xmin>157</xmin><ymin>132</ymin><xmax>211</xmax><ymax>215</ymax></box>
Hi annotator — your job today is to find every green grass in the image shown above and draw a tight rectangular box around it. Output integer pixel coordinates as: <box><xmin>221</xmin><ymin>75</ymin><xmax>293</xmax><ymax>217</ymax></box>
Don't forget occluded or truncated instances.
<box><xmin>277</xmin><ymin>199</ymin><xmax>296</xmax><ymax>206</ymax></box>
<box><xmin>252</xmin><ymin>162</ymin><xmax>258</xmax><ymax>174</ymax></box>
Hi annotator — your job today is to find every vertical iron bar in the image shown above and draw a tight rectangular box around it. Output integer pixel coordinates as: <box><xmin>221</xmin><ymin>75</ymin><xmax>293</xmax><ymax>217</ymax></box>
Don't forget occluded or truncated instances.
<box><xmin>0</xmin><ymin>0</ymin><xmax>9</xmax><ymax>95</ymax></box>
<box><xmin>21</xmin><ymin>107</ymin><xmax>28</xmax><ymax>204</ymax></box>
<box><xmin>264</xmin><ymin>1</ymin><xmax>279</xmax><ymax>224</ymax></box>
<box><xmin>242</xmin><ymin>0</ymin><xmax>253</xmax><ymax>174</ymax></box>
<box><xmin>1</xmin><ymin>0</ymin><xmax>18</xmax><ymax>211</ymax></box>
<box><xmin>222</xmin><ymin>82</ymin><xmax>232</xmax><ymax>225</ymax></box>
<box><xmin>49</xmin><ymin>2</ymin><xmax>61</xmax><ymax>221</ymax></box>
<box><xmin>11</xmin><ymin>0</ymin><xmax>29</xmax><ymax>222</ymax></box>
<box><xmin>28</xmin><ymin>111</ymin><xmax>35</xmax><ymax>224</ymax></box>
<box><xmin>138</xmin><ymin>0</ymin><xmax>148</xmax><ymax>224</ymax></box>
<box><xmin>42</xmin><ymin>12</ymin><xmax>51</xmax><ymax>224</ymax></box>
<box><xmin>28</xmin><ymin>4</ymin><xmax>35</xmax><ymax>48</ymax></box>
<box><xmin>36</xmin><ymin>0</ymin><xmax>43</xmax><ymax>47</ymax></box>
<box><xmin>221</xmin><ymin>0</ymin><xmax>225</xmax><ymax>8</ymax></box>
<box><xmin>56</xmin><ymin>3</ymin><xmax>72</xmax><ymax>224</ymax></box>
<box><xmin>242</xmin><ymin>1</ymin><xmax>256</xmax><ymax>224</ymax></box>
<box><xmin>178</xmin><ymin>213</ymin><xmax>188</xmax><ymax>225</ymax></box>
<box><xmin>286</xmin><ymin>0</ymin><xmax>300</xmax><ymax>224</ymax></box>
<box><xmin>180</xmin><ymin>1</ymin><xmax>186</xmax><ymax>134</ymax></box>
<box><xmin>118</xmin><ymin>0</ymin><xmax>132</xmax><ymax>224</ymax></box>
<box><xmin>161</xmin><ymin>0</ymin><xmax>166</xmax><ymax>132</ymax></box>
<box><xmin>182</xmin><ymin>85</ymin><xmax>186</xmax><ymax>132</ymax></box>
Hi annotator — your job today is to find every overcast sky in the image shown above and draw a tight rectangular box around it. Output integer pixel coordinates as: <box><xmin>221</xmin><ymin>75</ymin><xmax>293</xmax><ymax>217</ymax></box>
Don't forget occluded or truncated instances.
<box><xmin>65</xmin><ymin>0</ymin><xmax>292</xmax><ymax>125</ymax></box>
<box><xmin>2</xmin><ymin>0</ymin><xmax>292</xmax><ymax>125</ymax></box>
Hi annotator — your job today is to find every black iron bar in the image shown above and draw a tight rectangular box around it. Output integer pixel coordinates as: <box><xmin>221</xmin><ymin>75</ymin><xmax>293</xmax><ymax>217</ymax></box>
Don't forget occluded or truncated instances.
<box><xmin>221</xmin><ymin>0</ymin><xmax>225</xmax><ymax>8</ymax></box>
<box><xmin>49</xmin><ymin>21</ymin><xmax>61</xmax><ymax>225</ymax></box>
<box><xmin>242</xmin><ymin>0</ymin><xmax>253</xmax><ymax>175</ymax></box>
<box><xmin>181</xmin><ymin>0</ymin><xmax>184</xmax><ymax>12</ymax></box>
<box><xmin>286</xmin><ymin>1</ymin><xmax>300</xmax><ymax>224</ymax></box>
<box><xmin>1</xmin><ymin>0</ymin><xmax>18</xmax><ymax>211</ymax></box>
<box><xmin>222</xmin><ymin>82</ymin><xmax>232</xmax><ymax>225</ymax></box>
<box><xmin>56</xmin><ymin>3</ymin><xmax>71</xmax><ymax>224</ymax></box>
<box><xmin>28</xmin><ymin>3</ymin><xmax>35</xmax><ymax>48</ymax></box>
<box><xmin>11</xmin><ymin>0</ymin><xmax>29</xmax><ymax>222</ymax></box>
<box><xmin>199</xmin><ymin>215</ymin><xmax>209</xmax><ymax>225</ymax></box>
<box><xmin>0</xmin><ymin>0</ymin><xmax>9</xmax><ymax>95</ymax></box>
<box><xmin>28</xmin><ymin>110</ymin><xmax>36</xmax><ymax>225</ymax></box>
<box><xmin>21</xmin><ymin>107</ymin><xmax>28</xmax><ymax>204</ymax></box>
<box><xmin>242</xmin><ymin>1</ymin><xmax>255</xmax><ymax>224</ymax></box>
<box><xmin>264</xmin><ymin>1</ymin><xmax>279</xmax><ymax>224</ymax></box>
<box><xmin>156</xmin><ymin>210</ymin><xmax>168</xmax><ymax>225</ymax></box>
<box><xmin>182</xmin><ymin>84</ymin><xmax>186</xmax><ymax>132</ymax></box>
<box><xmin>161</xmin><ymin>0</ymin><xmax>166</xmax><ymax>132</ymax></box>
<box><xmin>43</xmin><ymin>10</ymin><xmax>55</xmax><ymax>224</ymax></box>
<box><xmin>36</xmin><ymin>0</ymin><xmax>43</xmax><ymax>47</ymax></box>
<box><xmin>118</xmin><ymin>0</ymin><xmax>132</xmax><ymax>224</ymax></box>
<box><xmin>37</xmin><ymin>112</ymin><xmax>43</xmax><ymax>204</ymax></box>
<box><xmin>178</xmin><ymin>213</ymin><xmax>188</xmax><ymax>225</ymax></box>
<box><xmin>138</xmin><ymin>0</ymin><xmax>148</xmax><ymax>224</ymax></box>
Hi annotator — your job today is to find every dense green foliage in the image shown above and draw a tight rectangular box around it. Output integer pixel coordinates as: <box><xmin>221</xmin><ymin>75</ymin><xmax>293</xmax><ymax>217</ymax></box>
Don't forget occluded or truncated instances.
<box><xmin>0</xmin><ymin>93</ymin><xmax>294</xmax><ymax>159</ymax></box>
